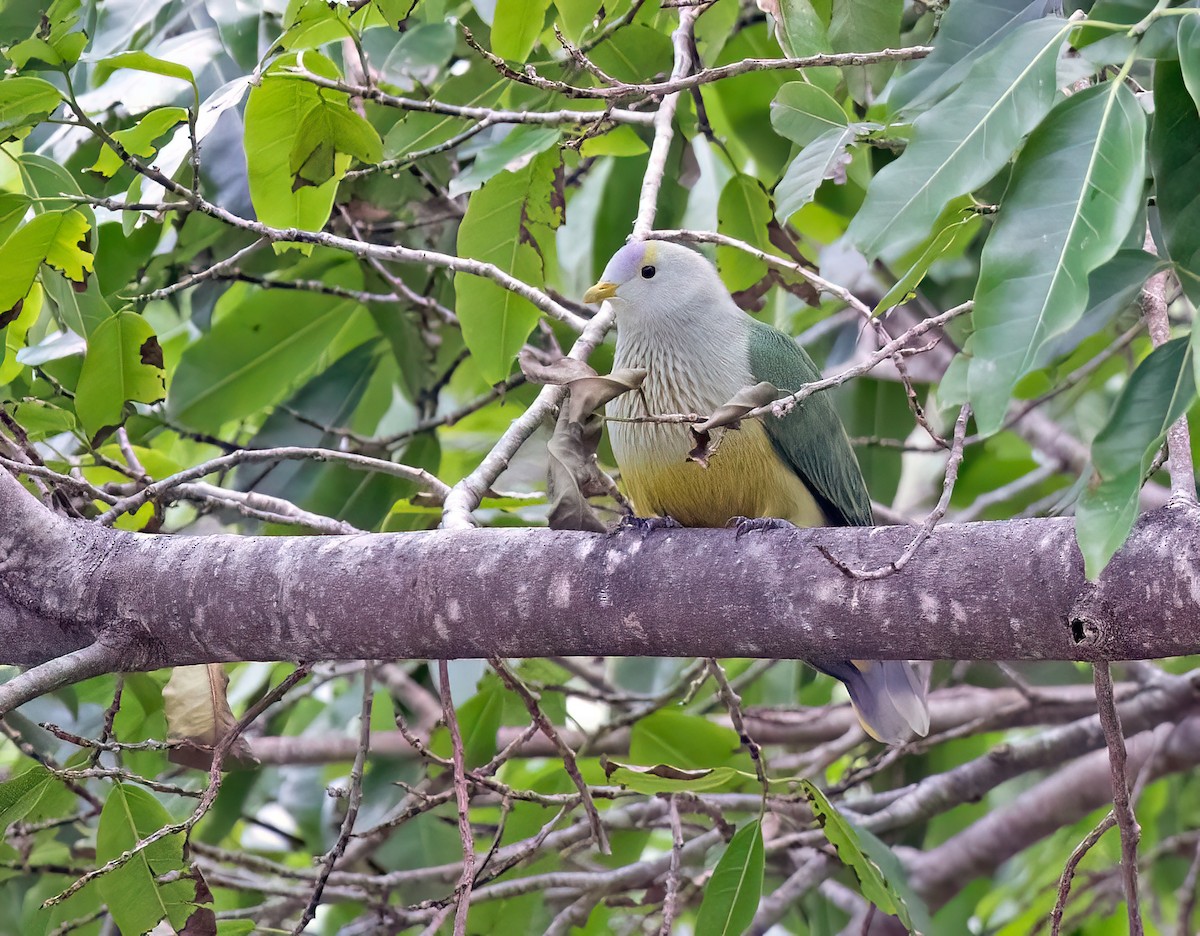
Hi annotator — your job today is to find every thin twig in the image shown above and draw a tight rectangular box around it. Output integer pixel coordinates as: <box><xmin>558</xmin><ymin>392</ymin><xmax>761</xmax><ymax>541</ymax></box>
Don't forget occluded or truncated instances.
<box><xmin>1093</xmin><ymin>662</ymin><xmax>1144</xmax><ymax>935</ymax></box>
<box><xmin>291</xmin><ymin>664</ymin><xmax>374</xmax><ymax>933</ymax></box>
<box><xmin>819</xmin><ymin>403</ymin><xmax>970</xmax><ymax>579</ymax></box>
<box><xmin>490</xmin><ymin>659</ymin><xmax>610</xmax><ymax>854</ymax></box>
<box><xmin>439</xmin><ymin>659</ymin><xmax>476</xmax><ymax>936</ymax></box>
<box><xmin>1050</xmin><ymin>811</ymin><xmax>1117</xmax><ymax>935</ymax></box>
<box><xmin>97</xmin><ymin>445</ymin><xmax>449</xmax><ymax>525</ymax></box>
<box><xmin>1140</xmin><ymin>237</ymin><xmax>1196</xmax><ymax>503</ymax></box>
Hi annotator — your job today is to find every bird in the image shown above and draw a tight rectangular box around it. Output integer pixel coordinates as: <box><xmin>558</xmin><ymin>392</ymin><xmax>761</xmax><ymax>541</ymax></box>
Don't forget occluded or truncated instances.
<box><xmin>582</xmin><ymin>239</ymin><xmax>929</xmax><ymax>744</ymax></box>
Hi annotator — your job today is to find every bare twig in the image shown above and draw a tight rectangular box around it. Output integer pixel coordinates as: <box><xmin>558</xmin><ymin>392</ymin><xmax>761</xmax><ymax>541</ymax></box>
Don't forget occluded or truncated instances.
<box><xmin>1140</xmin><ymin>242</ymin><xmax>1196</xmax><ymax>503</ymax></box>
<box><xmin>292</xmin><ymin>664</ymin><xmax>374</xmax><ymax>933</ymax></box>
<box><xmin>1050</xmin><ymin>811</ymin><xmax>1117</xmax><ymax>935</ymax></box>
<box><xmin>439</xmin><ymin>660</ymin><xmax>476</xmax><ymax>936</ymax></box>
<box><xmin>1176</xmin><ymin>835</ymin><xmax>1200</xmax><ymax>936</ymax></box>
<box><xmin>818</xmin><ymin>403</ymin><xmax>970</xmax><ymax>579</ymax></box>
<box><xmin>458</xmin><ymin>35</ymin><xmax>931</xmax><ymax>100</ymax></box>
<box><xmin>1093</xmin><ymin>662</ymin><xmax>1144</xmax><ymax>935</ymax></box>
<box><xmin>97</xmin><ymin>446</ymin><xmax>449</xmax><ymax>525</ymax></box>
<box><xmin>490</xmin><ymin>659</ymin><xmax>610</xmax><ymax>854</ymax></box>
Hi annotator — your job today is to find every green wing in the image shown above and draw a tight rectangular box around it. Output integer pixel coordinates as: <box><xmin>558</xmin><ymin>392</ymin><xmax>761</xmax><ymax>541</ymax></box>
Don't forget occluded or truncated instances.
<box><xmin>746</xmin><ymin>318</ymin><xmax>873</xmax><ymax>528</ymax></box>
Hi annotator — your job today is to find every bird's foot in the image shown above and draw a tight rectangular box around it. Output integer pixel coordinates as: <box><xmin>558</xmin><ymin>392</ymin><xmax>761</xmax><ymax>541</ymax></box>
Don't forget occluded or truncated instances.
<box><xmin>611</xmin><ymin>514</ymin><xmax>682</xmax><ymax>535</ymax></box>
<box><xmin>728</xmin><ymin>516</ymin><xmax>797</xmax><ymax>538</ymax></box>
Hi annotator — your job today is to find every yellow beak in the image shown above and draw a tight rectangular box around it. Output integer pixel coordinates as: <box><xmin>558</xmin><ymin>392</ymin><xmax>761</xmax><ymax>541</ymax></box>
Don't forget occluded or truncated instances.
<box><xmin>583</xmin><ymin>281</ymin><xmax>618</xmax><ymax>305</ymax></box>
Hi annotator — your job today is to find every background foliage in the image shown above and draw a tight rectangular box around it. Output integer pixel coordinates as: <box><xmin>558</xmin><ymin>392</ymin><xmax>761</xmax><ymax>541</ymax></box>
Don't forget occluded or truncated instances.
<box><xmin>0</xmin><ymin>0</ymin><xmax>1199</xmax><ymax>932</ymax></box>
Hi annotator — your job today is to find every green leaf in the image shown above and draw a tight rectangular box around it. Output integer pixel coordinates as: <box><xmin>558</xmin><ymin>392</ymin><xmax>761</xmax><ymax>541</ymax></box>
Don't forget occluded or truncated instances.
<box><xmin>800</xmin><ymin>779</ymin><xmax>923</xmax><ymax>932</ymax></box>
<box><xmin>1181</xmin><ymin>16</ymin><xmax>1200</xmax><ymax>110</ymax></box>
<box><xmin>849</xmin><ymin>18</ymin><xmax>1067</xmax><ymax>261</ymax></box>
<box><xmin>491</xmin><ymin>0</ymin><xmax>551</xmax><ymax>61</ymax></box>
<box><xmin>1150</xmin><ymin>60</ymin><xmax>1200</xmax><ymax>305</ymax></box>
<box><xmin>93</xmin><ymin>50</ymin><xmax>199</xmax><ymax>105</ymax></box>
<box><xmin>167</xmin><ymin>271</ymin><xmax>368</xmax><ymax>433</ymax></box>
<box><xmin>774</xmin><ymin>0</ymin><xmax>830</xmax><ymax>58</ymax></box>
<box><xmin>4</xmin><ymin>0</ymin><xmax>85</xmax><ymax>70</ymax></box>
<box><xmin>629</xmin><ymin>710</ymin><xmax>747</xmax><ymax>770</ymax></box>
<box><xmin>0</xmin><ymin>209</ymin><xmax>94</xmax><ymax>319</ymax></box>
<box><xmin>455</xmin><ymin>148</ymin><xmax>563</xmax><ymax>384</ymax></box>
<box><xmin>694</xmin><ymin>820</ymin><xmax>765</xmax><ymax>936</ymax></box>
<box><xmin>770</xmin><ymin>82</ymin><xmax>847</xmax><ymax>148</ymax></box>
<box><xmin>888</xmin><ymin>0</ymin><xmax>1047</xmax><ymax>114</ymax></box>
<box><xmin>457</xmin><ymin>684</ymin><xmax>505</xmax><ymax>768</ymax></box>
<box><xmin>775</xmin><ymin>123</ymin><xmax>868</xmax><ymax>220</ymax></box>
<box><xmin>449</xmin><ymin>125</ymin><xmax>561</xmax><ymax>197</ymax></box>
<box><xmin>277</xmin><ymin>0</ymin><xmax>355</xmax><ymax>51</ymax></box>
<box><xmin>875</xmin><ymin>211</ymin><xmax>981</xmax><ymax>313</ymax></box>
<box><xmin>966</xmin><ymin>82</ymin><xmax>1147</xmax><ymax>435</ymax></box>
<box><xmin>716</xmin><ymin>174</ymin><xmax>774</xmax><ymax>292</ymax></box>
<box><xmin>0</xmin><ymin>280</ymin><xmax>42</xmax><ymax>383</ymax></box>
<box><xmin>1096</xmin><ymin>338</ymin><xmax>1195</xmax><ymax>482</ymax></box>
<box><xmin>289</xmin><ymin>98</ymin><xmax>383</xmax><ymax>189</ymax></box>
<box><xmin>96</xmin><ymin>783</ymin><xmax>195</xmax><ymax>936</ymax></box>
<box><xmin>0</xmin><ymin>77</ymin><xmax>61</xmax><ymax>141</ymax></box>
<box><xmin>245</xmin><ymin>53</ymin><xmax>349</xmax><ymax>237</ymax></box>
<box><xmin>829</xmin><ymin>0</ymin><xmax>901</xmax><ymax>102</ymax></box>
<box><xmin>1078</xmin><ymin>338</ymin><xmax>1196</xmax><ymax>578</ymax></box>
<box><xmin>75</xmin><ymin>311</ymin><xmax>167</xmax><ymax>437</ymax></box>
<box><xmin>1075</xmin><ymin>467</ymin><xmax>1142</xmax><ymax>581</ymax></box>
<box><xmin>0</xmin><ymin>765</ymin><xmax>55</xmax><ymax>830</ymax></box>
<box><xmin>87</xmin><ymin>106</ymin><xmax>189</xmax><ymax>179</ymax></box>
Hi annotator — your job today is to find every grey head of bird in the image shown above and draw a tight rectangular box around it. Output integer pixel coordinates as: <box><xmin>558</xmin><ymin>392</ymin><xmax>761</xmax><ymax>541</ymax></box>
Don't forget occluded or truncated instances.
<box><xmin>582</xmin><ymin>240</ymin><xmax>740</xmax><ymax>330</ymax></box>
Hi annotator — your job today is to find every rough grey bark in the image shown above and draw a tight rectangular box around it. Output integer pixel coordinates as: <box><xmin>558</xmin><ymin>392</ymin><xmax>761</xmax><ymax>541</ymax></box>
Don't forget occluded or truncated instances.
<box><xmin>2</xmin><ymin>468</ymin><xmax>1199</xmax><ymax>669</ymax></box>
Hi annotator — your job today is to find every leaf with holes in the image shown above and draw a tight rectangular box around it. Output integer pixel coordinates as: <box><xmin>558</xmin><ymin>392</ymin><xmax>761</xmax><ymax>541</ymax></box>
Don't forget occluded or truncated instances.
<box><xmin>75</xmin><ymin>311</ymin><xmax>167</xmax><ymax>437</ymax></box>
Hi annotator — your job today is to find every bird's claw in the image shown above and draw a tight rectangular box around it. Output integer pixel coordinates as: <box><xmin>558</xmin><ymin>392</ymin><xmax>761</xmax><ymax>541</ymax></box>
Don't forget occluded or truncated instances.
<box><xmin>728</xmin><ymin>516</ymin><xmax>797</xmax><ymax>538</ymax></box>
<box><xmin>611</xmin><ymin>514</ymin><xmax>682</xmax><ymax>535</ymax></box>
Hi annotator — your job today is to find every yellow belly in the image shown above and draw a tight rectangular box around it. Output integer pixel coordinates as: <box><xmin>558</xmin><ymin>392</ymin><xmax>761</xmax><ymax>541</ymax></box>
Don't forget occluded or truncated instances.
<box><xmin>617</xmin><ymin>421</ymin><xmax>827</xmax><ymax>529</ymax></box>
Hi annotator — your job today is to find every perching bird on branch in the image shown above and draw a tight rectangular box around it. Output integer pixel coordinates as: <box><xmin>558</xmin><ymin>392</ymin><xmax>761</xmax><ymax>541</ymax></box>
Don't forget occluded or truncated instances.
<box><xmin>583</xmin><ymin>240</ymin><xmax>929</xmax><ymax>744</ymax></box>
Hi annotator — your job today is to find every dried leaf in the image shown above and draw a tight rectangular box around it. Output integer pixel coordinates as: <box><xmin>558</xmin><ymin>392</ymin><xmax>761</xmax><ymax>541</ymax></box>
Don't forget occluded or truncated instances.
<box><xmin>517</xmin><ymin>348</ymin><xmax>596</xmax><ymax>386</ymax></box>
<box><xmin>162</xmin><ymin>664</ymin><xmax>258</xmax><ymax>771</ymax></box>
<box><xmin>564</xmin><ymin>368</ymin><xmax>646</xmax><ymax>423</ymax></box>
<box><xmin>688</xmin><ymin>382</ymin><xmax>781</xmax><ymax>467</ymax></box>
<box><xmin>546</xmin><ymin>407</ymin><xmax>608</xmax><ymax>531</ymax></box>
<box><xmin>694</xmin><ymin>381</ymin><xmax>781</xmax><ymax>433</ymax></box>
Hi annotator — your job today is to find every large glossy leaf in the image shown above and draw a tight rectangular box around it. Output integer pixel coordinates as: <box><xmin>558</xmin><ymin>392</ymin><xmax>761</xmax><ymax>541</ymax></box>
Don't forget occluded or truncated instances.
<box><xmin>0</xmin><ymin>77</ymin><xmax>61</xmax><ymax>141</ymax></box>
<box><xmin>629</xmin><ymin>710</ymin><xmax>752</xmax><ymax>772</ymax></box>
<box><xmin>888</xmin><ymin>0</ymin><xmax>1050</xmax><ymax>114</ymax></box>
<box><xmin>775</xmin><ymin>123</ymin><xmax>870</xmax><ymax>220</ymax></box>
<box><xmin>1181</xmin><ymin>15</ymin><xmax>1200</xmax><ymax>108</ymax></box>
<box><xmin>1150</xmin><ymin>60</ymin><xmax>1200</xmax><ymax>304</ymax></box>
<box><xmin>716</xmin><ymin>174</ymin><xmax>774</xmax><ymax>291</ymax></box>
<box><xmin>244</xmin><ymin>52</ymin><xmax>349</xmax><ymax>235</ymax></box>
<box><xmin>849</xmin><ymin>18</ymin><xmax>1068</xmax><ymax>261</ymax></box>
<box><xmin>167</xmin><ymin>269</ymin><xmax>371</xmax><ymax>433</ymax></box>
<box><xmin>1076</xmin><ymin>338</ymin><xmax>1195</xmax><ymax>578</ymax></box>
<box><xmin>694</xmin><ymin>820</ymin><xmax>764</xmax><ymax>936</ymax></box>
<box><xmin>829</xmin><ymin>0</ymin><xmax>902</xmax><ymax>101</ymax></box>
<box><xmin>492</xmin><ymin>0</ymin><xmax>550</xmax><ymax>61</ymax></box>
<box><xmin>772</xmin><ymin>0</ymin><xmax>829</xmax><ymax>58</ymax></box>
<box><xmin>455</xmin><ymin>148</ymin><xmax>563</xmax><ymax>384</ymax></box>
<box><xmin>770</xmin><ymin>82</ymin><xmax>847</xmax><ymax>148</ymax></box>
<box><xmin>75</xmin><ymin>311</ymin><xmax>166</xmax><ymax>437</ymax></box>
<box><xmin>966</xmin><ymin>82</ymin><xmax>1147</xmax><ymax>434</ymax></box>
<box><xmin>96</xmin><ymin>784</ymin><xmax>196</xmax><ymax>935</ymax></box>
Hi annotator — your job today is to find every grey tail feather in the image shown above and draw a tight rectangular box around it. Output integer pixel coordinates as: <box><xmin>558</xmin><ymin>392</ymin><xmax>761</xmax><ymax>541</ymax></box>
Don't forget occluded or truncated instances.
<box><xmin>812</xmin><ymin>659</ymin><xmax>930</xmax><ymax>744</ymax></box>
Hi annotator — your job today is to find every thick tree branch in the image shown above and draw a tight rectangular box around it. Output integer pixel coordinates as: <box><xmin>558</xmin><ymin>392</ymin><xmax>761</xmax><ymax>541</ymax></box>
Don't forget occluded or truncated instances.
<box><xmin>4</xmin><ymin>469</ymin><xmax>1200</xmax><ymax>676</ymax></box>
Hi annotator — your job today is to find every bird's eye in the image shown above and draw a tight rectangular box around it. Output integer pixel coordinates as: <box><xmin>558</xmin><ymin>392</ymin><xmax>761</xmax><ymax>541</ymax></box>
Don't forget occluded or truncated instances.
<box><xmin>641</xmin><ymin>265</ymin><xmax>656</xmax><ymax>279</ymax></box>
